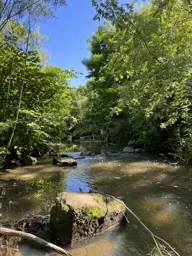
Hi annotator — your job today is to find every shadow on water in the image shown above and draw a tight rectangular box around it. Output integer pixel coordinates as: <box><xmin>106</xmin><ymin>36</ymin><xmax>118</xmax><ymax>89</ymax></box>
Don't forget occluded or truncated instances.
<box><xmin>0</xmin><ymin>142</ymin><xmax>192</xmax><ymax>256</ymax></box>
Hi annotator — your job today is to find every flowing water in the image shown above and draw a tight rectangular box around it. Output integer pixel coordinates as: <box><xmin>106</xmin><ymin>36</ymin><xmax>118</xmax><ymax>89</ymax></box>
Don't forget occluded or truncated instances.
<box><xmin>0</xmin><ymin>142</ymin><xmax>192</xmax><ymax>256</ymax></box>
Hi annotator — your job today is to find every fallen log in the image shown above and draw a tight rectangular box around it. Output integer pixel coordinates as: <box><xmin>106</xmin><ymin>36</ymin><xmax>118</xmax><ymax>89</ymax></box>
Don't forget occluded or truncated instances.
<box><xmin>0</xmin><ymin>227</ymin><xmax>71</xmax><ymax>256</ymax></box>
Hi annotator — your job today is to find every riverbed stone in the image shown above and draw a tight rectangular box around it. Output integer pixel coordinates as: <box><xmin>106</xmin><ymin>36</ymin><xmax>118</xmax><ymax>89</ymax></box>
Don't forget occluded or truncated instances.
<box><xmin>22</xmin><ymin>155</ymin><xmax>37</xmax><ymax>165</ymax></box>
<box><xmin>52</xmin><ymin>158</ymin><xmax>77</xmax><ymax>167</ymax></box>
<box><xmin>50</xmin><ymin>192</ymin><xmax>126</xmax><ymax>245</ymax></box>
<box><xmin>123</xmin><ymin>146</ymin><xmax>135</xmax><ymax>153</ymax></box>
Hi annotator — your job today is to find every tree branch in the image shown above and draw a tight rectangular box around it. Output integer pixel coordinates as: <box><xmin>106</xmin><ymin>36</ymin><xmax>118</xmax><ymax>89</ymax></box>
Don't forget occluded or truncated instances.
<box><xmin>0</xmin><ymin>227</ymin><xmax>71</xmax><ymax>256</ymax></box>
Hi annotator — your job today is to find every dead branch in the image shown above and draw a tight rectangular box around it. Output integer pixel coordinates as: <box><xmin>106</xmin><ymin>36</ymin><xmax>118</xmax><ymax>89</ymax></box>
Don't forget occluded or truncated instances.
<box><xmin>0</xmin><ymin>227</ymin><xmax>71</xmax><ymax>256</ymax></box>
<box><xmin>94</xmin><ymin>190</ymin><xmax>180</xmax><ymax>256</ymax></box>
<box><xmin>159</xmin><ymin>153</ymin><xmax>181</xmax><ymax>165</ymax></box>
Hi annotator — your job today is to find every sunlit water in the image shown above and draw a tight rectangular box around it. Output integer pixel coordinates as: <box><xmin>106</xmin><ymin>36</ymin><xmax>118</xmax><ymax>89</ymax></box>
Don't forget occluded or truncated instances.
<box><xmin>0</xmin><ymin>143</ymin><xmax>192</xmax><ymax>256</ymax></box>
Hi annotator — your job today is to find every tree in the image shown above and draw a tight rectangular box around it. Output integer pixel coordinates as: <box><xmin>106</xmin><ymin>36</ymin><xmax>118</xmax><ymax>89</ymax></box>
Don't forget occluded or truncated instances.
<box><xmin>0</xmin><ymin>0</ymin><xmax>76</xmax><ymax>161</ymax></box>
<box><xmin>80</xmin><ymin>0</ymin><xmax>192</xmax><ymax>161</ymax></box>
<box><xmin>0</xmin><ymin>4</ymin><xmax>78</xmax><ymax>158</ymax></box>
<box><xmin>0</xmin><ymin>0</ymin><xmax>66</xmax><ymax>33</ymax></box>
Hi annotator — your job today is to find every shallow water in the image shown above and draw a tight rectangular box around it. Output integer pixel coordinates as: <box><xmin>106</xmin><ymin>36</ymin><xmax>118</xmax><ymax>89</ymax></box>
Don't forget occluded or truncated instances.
<box><xmin>0</xmin><ymin>144</ymin><xmax>192</xmax><ymax>256</ymax></box>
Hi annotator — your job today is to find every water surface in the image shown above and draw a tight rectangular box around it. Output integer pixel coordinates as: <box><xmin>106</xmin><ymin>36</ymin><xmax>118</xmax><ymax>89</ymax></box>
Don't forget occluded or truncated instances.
<box><xmin>0</xmin><ymin>145</ymin><xmax>191</xmax><ymax>256</ymax></box>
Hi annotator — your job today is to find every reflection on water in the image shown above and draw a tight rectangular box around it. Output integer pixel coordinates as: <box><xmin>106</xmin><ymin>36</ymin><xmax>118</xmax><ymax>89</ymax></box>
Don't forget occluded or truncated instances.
<box><xmin>0</xmin><ymin>143</ymin><xmax>192</xmax><ymax>256</ymax></box>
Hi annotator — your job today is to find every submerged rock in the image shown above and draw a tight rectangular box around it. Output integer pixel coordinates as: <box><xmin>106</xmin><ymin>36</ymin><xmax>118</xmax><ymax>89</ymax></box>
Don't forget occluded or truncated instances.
<box><xmin>52</xmin><ymin>158</ymin><xmax>77</xmax><ymax>167</ymax></box>
<box><xmin>50</xmin><ymin>192</ymin><xmax>126</xmax><ymax>245</ymax></box>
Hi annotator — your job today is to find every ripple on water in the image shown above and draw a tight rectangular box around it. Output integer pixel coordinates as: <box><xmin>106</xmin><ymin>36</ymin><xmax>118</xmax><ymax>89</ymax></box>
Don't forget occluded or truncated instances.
<box><xmin>0</xmin><ymin>152</ymin><xmax>192</xmax><ymax>256</ymax></box>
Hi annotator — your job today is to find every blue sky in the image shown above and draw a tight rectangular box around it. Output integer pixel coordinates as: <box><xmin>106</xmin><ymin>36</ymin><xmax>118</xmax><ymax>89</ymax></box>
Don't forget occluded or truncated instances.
<box><xmin>39</xmin><ymin>0</ymin><xmax>101</xmax><ymax>87</ymax></box>
<box><xmin>39</xmin><ymin>0</ymin><xmax>143</xmax><ymax>87</ymax></box>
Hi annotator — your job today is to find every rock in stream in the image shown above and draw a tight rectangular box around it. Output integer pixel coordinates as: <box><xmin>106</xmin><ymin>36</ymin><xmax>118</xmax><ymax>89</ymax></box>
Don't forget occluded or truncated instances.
<box><xmin>50</xmin><ymin>192</ymin><xmax>126</xmax><ymax>245</ymax></box>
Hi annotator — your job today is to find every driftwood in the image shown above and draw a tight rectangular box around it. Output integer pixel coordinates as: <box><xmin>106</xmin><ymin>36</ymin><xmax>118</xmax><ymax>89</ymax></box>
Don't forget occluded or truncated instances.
<box><xmin>159</xmin><ymin>153</ymin><xmax>183</xmax><ymax>165</ymax></box>
<box><xmin>0</xmin><ymin>227</ymin><xmax>71</xmax><ymax>256</ymax></box>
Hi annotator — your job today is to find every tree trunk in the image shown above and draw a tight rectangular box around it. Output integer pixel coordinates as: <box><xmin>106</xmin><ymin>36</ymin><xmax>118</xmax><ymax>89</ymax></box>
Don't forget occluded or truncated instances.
<box><xmin>6</xmin><ymin>10</ymin><xmax>31</xmax><ymax>151</ymax></box>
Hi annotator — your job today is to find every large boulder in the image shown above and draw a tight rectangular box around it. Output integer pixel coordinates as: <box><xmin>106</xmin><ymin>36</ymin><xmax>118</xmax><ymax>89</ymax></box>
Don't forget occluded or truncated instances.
<box><xmin>50</xmin><ymin>192</ymin><xmax>126</xmax><ymax>245</ymax></box>
<box><xmin>52</xmin><ymin>158</ymin><xmax>77</xmax><ymax>167</ymax></box>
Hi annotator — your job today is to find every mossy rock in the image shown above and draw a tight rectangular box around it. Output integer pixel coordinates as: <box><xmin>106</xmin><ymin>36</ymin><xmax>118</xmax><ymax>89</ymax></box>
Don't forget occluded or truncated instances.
<box><xmin>50</xmin><ymin>192</ymin><xmax>126</xmax><ymax>245</ymax></box>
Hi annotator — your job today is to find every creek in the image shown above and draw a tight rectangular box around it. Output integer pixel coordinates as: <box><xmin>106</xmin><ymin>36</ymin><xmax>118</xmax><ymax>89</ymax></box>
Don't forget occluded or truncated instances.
<box><xmin>0</xmin><ymin>141</ymin><xmax>192</xmax><ymax>256</ymax></box>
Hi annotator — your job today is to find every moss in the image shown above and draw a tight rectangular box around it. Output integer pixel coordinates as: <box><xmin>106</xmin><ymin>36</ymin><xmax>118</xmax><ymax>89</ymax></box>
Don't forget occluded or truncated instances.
<box><xmin>87</xmin><ymin>206</ymin><xmax>106</xmax><ymax>218</ymax></box>
<box><xmin>94</xmin><ymin>194</ymin><xmax>105</xmax><ymax>203</ymax></box>
<box><xmin>70</xmin><ymin>194</ymin><xmax>126</xmax><ymax>219</ymax></box>
<box><xmin>108</xmin><ymin>200</ymin><xmax>125</xmax><ymax>213</ymax></box>
<box><xmin>51</xmin><ymin>193</ymin><xmax>126</xmax><ymax>234</ymax></box>
<box><xmin>61</xmin><ymin>204</ymin><xmax>70</xmax><ymax>212</ymax></box>
<box><xmin>51</xmin><ymin>193</ymin><xmax>127</xmax><ymax>245</ymax></box>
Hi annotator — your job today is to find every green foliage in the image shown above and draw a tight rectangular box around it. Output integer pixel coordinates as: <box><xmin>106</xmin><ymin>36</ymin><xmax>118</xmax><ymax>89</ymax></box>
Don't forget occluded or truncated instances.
<box><xmin>0</xmin><ymin>0</ymin><xmax>67</xmax><ymax>32</ymax></box>
<box><xmin>78</xmin><ymin>0</ymin><xmax>192</xmax><ymax>160</ymax></box>
<box><xmin>0</xmin><ymin>20</ymin><xmax>76</xmax><ymax>154</ymax></box>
